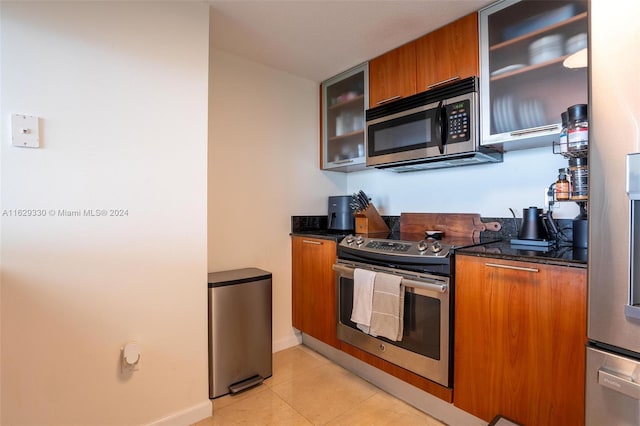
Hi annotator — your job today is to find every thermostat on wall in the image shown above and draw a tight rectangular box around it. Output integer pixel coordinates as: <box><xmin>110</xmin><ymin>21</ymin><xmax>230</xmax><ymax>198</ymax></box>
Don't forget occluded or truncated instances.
<box><xmin>11</xmin><ymin>114</ymin><xmax>40</xmax><ymax>148</ymax></box>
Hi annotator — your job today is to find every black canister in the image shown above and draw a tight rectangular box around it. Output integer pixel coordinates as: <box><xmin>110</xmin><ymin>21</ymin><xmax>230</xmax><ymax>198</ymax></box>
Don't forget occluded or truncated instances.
<box><xmin>572</xmin><ymin>204</ymin><xmax>588</xmax><ymax>248</ymax></box>
<box><xmin>573</xmin><ymin>219</ymin><xmax>588</xmax><ymax>248</ymax></box>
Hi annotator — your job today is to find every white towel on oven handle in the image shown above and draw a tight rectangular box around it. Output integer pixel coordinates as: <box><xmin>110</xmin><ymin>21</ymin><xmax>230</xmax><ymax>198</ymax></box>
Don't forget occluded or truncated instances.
<box><xmin>369</xmin><ymin>272</ymin><xmax>404</xmax><ymax>341</ymax></box>
<box><xmin>350</xmin><ymin>268</ymin><xmax>376</xmax><ymax>331</ymax></box>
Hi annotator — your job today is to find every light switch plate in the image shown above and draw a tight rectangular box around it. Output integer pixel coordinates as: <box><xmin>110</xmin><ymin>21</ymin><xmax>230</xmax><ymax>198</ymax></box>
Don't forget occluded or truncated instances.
<box><xmin>11</xmin><ymin>114</ymin><xmax>40</xmax><ymax>148</ymax></box>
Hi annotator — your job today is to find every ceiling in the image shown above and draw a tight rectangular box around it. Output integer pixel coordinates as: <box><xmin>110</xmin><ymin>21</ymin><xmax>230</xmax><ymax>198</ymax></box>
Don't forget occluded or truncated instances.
<box><xmin>209</xmin><ymin>0</ymin><xmax>494</xmax><ymax>82</ymax></box>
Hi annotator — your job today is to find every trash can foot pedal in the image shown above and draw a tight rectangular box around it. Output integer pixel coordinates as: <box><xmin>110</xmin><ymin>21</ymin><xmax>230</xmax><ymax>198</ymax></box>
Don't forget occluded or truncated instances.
<box><xmin>229</xmin><ymin>375</ymin><xmax>264</xmax><ymax>395</ymax></box>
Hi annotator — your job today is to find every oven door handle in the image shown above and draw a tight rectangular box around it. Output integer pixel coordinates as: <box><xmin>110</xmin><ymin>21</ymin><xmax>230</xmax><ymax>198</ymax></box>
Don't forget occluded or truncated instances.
<box><xmin>403</xmin><ymin>278</ymin><xmax>448</xmax><ymax>293</ymax></box>
<box><xmin>332</xmin><ymin>263</ymin><xmax>448</xmax><ymax>294</ymax></box>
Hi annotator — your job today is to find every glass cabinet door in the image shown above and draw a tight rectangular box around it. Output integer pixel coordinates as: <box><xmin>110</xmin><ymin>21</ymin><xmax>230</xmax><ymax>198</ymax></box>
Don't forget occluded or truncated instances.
<box><xmin>479</xmin><ymin>0</ymin><xmax>588</xmax><ymax>149</ymax></box>
<box><xmin>322</xmin><ymin>63</ymin><xmax>368</xmax><ymax>172</ymax></box>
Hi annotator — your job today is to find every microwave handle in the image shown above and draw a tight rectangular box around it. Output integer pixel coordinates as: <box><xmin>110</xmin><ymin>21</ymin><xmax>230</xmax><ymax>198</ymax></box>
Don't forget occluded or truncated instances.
<box><xmin>436</xmin><ymin>101</ymin><xmax>447</xmax><ymax>154</ymax></box>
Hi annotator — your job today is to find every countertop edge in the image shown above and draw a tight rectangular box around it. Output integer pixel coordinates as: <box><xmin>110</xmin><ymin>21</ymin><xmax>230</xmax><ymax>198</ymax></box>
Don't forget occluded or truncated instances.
<box><xmin>290</xmin><ymin>233</ymin><xmax>587</xmax><ymax>267</ymax></box>
<box><xmin>454</xmin><ymin>245</ymin><xmax>587</xmax><ymax>269</ymax></box>
<box><xmin>290</xmin><ymin>232</ymin><xmax>346</xmax><ymax>242</ymax></box>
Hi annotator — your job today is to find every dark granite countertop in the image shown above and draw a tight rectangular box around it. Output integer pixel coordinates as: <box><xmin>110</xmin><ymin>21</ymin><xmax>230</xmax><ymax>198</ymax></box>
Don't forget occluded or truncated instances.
<box><xmin>290</xmin><ymin>215</ymin><xmax>401</xmax><ymax>243</ymax></box>
<box><xmin>455</xmin><ymin>240</ymin><xmax>587</xmax><ymax>268</ymax></box>
<box><xmin>291</xmin><ymin>215</ymin><xmax>587</xmax><ymax>268</ymax></box>
<box><xmin>290</xmin><ymin>230</ymin><xmax>349</xmax><ymax>242</ymax></box>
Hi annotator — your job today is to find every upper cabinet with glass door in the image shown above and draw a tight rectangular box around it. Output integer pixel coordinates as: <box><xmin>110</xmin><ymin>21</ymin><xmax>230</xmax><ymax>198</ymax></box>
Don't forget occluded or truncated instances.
<box><xmin>479</xmin><ymin>0</ymin><xmax>588</xmax><ymax>149</ymax></box>
<box><xmin>321</xmin><ymin>63</ymin><xmax>368</xmax><ymax>172</ymax></box>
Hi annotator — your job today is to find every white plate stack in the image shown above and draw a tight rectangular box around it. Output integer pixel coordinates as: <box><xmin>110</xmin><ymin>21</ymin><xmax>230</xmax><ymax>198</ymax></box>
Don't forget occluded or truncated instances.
<box><xmin>529</xmin><ymin>34</ymin><xmax>564</xmax><ymax>65</ymax></box>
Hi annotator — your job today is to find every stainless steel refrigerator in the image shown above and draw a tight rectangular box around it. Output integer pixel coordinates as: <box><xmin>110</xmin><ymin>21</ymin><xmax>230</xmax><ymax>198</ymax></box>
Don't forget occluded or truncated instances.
<box><xmin>587</xmin><ymin>1</ymin><xmax>640</xmax><ymax>424</ymax></box>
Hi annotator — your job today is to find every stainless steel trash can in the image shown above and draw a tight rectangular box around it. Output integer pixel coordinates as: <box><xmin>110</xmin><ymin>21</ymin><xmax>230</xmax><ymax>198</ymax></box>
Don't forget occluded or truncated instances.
<box><xmin>208</xmin><ymin>268</ymin><xmax>272</xmax><ymax>399</ymax></box>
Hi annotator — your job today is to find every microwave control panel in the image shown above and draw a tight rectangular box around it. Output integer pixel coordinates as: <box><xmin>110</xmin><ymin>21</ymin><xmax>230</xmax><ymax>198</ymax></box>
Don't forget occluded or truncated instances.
<box><xmin>446</xmin><ymin>100</ymin><xmax>470</xmax><ymax>142</ymax></box>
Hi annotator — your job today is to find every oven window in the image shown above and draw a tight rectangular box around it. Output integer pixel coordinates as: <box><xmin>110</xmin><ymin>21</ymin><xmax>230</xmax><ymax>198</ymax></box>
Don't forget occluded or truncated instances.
<box><xmin>338</xmin><ymin>277</ymin><xmax>440</xmax><ymax>360</ymax></box>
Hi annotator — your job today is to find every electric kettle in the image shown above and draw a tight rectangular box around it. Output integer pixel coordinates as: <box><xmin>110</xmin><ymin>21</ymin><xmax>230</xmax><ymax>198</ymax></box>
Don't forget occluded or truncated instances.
<box><xmin>519</xmin><ymin>207</ymin><xmax>550</xmax><ymax>240</ymax></box>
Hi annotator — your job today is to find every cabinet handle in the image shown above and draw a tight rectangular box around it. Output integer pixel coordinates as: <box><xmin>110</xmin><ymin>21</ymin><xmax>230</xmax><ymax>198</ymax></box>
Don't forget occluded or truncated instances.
<box><xmin>427</xmin><ymin>76</ymin><xmax>460</xmax><ymax>89</ymax></box>
<box><xmin>302</xmin><ymin>240</ymin><xmax>322</xmax><ymax>245</ymax></box>
<box><xmin>332</xmin><ymin>159</ymin><xmax>354</xmax><ymax>165</ymax></box>
<box><xmin>485</xmin><ymin>262</ymin><xmax>539</xmax><ymax>273</ymax></box>
<box><xmin>510</xmin><ymin>124</ymin><xmax>559</xmax><ymax>136</ymax></box>
<box><xmin>376</xmin><ymin>95</ymin><xmax>402</xmax><ymax>105</ymax></box>
<box><xmin>598</xmin><ymin>369</ymin><xmax>640</xmax><ymax>400</ymax></box>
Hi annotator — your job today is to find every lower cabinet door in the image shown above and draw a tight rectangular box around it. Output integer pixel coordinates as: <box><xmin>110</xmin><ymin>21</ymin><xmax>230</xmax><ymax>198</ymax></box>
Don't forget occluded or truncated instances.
<box><xmin>291</xmin><ymin>236</ymin><xmax>339</xmax><ymax>348</ymax></box>
<box><xmin>454</xmin><ymin>255</ymin><xmax>586</xmax><ymax>425</ymax></box>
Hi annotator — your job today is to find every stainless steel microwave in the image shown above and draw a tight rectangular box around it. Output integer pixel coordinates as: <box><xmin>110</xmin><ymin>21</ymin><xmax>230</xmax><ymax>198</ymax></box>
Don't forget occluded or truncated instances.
<box><xmin>365</xmin><ymin>77</ymin><xmax>502</xmax><ymax>172</ymax></box>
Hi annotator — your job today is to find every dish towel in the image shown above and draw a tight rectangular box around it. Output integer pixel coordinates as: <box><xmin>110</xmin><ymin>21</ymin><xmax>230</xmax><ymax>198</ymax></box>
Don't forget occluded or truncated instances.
<box><xmin>350</xmin><ymin>268</ymin><xmax>376</xmax><ymax>333</ymax></box>
<box><xmin>369</xmin><ymin>272</ymin><xmax>404</xmax><ymax>341</ymax></box>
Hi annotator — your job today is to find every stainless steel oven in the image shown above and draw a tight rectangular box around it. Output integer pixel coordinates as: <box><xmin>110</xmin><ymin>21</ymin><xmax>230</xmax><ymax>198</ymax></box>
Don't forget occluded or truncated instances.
<box><xmin>334</xmin><ymin>259</ymin><xmax>450</xmax><ymax>387</ymax></box>
<box><xmin>333</xmin><ymin>234</ymin><xmax>463</xmax><ymax>387</ymax></box>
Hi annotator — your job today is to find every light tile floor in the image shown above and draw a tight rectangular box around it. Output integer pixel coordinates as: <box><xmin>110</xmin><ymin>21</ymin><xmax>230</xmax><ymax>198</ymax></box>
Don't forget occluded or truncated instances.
<box><xmin>194</xmin><ymin>344</ymin><xmax>445</xmax><ymax>426</ymax></box>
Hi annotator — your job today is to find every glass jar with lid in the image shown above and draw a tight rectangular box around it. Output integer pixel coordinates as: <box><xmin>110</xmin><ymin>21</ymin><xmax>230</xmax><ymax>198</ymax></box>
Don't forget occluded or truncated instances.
<box><xmin>567</xmin><ymin>104</ymin><xmax>588</xmax><ymax>152</ymax></box>
<box><xmin>569</xmin><ymin>157</ymin><xmax>588</xmax><ymax>200</ymax></box>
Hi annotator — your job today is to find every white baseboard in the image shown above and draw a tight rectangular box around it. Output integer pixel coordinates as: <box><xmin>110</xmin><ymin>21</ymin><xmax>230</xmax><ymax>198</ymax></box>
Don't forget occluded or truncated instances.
<box><xmin>272</xmin><ymin>331</ymin><xmax>301</xmax><ymax>352</ymax></box>
<box><xmin>146</xmin><ymin>399</ymin><xmax>212</xmax><ymax>426</ymax></box>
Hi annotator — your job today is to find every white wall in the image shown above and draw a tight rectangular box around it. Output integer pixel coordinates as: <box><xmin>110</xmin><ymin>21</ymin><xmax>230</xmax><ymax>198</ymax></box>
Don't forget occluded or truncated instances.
<box><xmin>347</xmin><ymin>147</ymin><xmax>580</xmax><ymax>219</ymax></box>
<box><xmin>208</xmin><ymin>46</ymin><xmax>346</xmax><ymax>351</ymax></box>
<box><xmin>1</xmin><ymin>3</ymin><xmax>210</xmax><ymax>425</ymax></box>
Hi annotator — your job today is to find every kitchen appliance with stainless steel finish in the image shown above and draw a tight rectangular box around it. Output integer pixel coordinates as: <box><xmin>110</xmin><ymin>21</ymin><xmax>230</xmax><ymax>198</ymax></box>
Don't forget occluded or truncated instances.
<box><xmin>586</xmin><ymin>2</ymin><xmax>640</xmax><ymax>424</ymax></box>
<box><xmin>365</xmin><ymin>77</ymin><xmax>502</xmax><ymax>172</ymax></box>
<box><xmin>334</xmin><ymin>233</ymin><xmax>484</xmax><ymax>388</ymax></box>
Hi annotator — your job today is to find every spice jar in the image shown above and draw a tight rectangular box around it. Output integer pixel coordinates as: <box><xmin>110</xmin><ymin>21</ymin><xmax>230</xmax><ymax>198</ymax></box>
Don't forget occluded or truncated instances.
<box><xmin>569</xmin><ymin>157</ymin><xmax>589</xmax><ymax>200</ymax></box>
<box><xmin>556</xmin><ymin>169</ymin><xmax>570</xmax><ymax>201</ymax></box>
<box><xmin>567</xmin><ymin>104</ymin><xmax>588</xmax><ymax>152</ymax></box>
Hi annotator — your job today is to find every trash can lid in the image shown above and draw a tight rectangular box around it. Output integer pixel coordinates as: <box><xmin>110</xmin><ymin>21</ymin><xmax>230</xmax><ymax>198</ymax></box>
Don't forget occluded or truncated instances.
<box><xmin>208</xmin><ymin>268</ymin><xmax>272</xmax><ymax>288</ymax></box>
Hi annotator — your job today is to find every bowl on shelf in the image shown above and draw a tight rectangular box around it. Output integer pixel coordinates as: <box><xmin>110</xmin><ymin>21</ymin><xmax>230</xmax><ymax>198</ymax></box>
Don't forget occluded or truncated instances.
<box><xmin>566</xmin><ymin>33</ymin><xmax>587</xmax><ymax>55</ymax></box>
<box><xmin>529</xmin><ymin>34</ymin><xmax>564</xmax><ymax>65</ymax></box>
<box><xmin>502</xmin><ymin>4</ymin><xmax>576</xmax><ymax>41</ymax></box>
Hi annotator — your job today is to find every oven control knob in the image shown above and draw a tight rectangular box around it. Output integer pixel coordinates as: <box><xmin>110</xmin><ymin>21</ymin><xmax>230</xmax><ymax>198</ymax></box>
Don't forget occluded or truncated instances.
<box><xmin>431</xmin><ymin>241</ymin><xmax>443</xmax><ymax>254</ymax></box>
<box><xmin>345</xmin><ymin>234</ymin><xmax>355</xmax><ymax>244</ymax></box>
<box><xmin>355</xmin><ymin>235</ymin><xmax>365</xmax><ymax>246</ymax></box>
<box><xmin>417</xmin><ymin>240</ymin><xmax>429</xmax><ymax>252</ymax></box>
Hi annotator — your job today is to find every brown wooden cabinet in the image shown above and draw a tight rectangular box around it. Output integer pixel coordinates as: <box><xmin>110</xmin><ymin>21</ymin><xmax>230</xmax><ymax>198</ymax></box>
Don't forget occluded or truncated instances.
<box><xmin>368</xmin><ymin>41</ymin><xmax>417</xmax><ymax>108</ymax></box>
<box><xmin>453</xmin><ymin>254</ymin><xmax>586</xmax><ymax>425</ymax></box>
<box><xmin>416</xmin><ymin>13</ymin><xmax>479</xmax><ymax>92</ymax></box>
<box><xmin>291</xmin><ymin>236</ymin><xmax>340</xmax><ymax>348</ymax></box>
<box><xmin>368</xmin><ymin>13</ymin><xmax>479</xmax><ymax>109</ymax></box>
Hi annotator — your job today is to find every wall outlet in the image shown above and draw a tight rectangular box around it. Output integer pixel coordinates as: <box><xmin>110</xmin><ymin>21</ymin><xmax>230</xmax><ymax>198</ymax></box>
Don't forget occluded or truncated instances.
<box><xmin>120</xmin><ymin>341</ymin><xmax>140</xmax><ymax>374</ymax></box>
<box><xmin>11</xmin><ymin>114</ymin><xmax>40</xmax><ymax>148</ymax></box>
